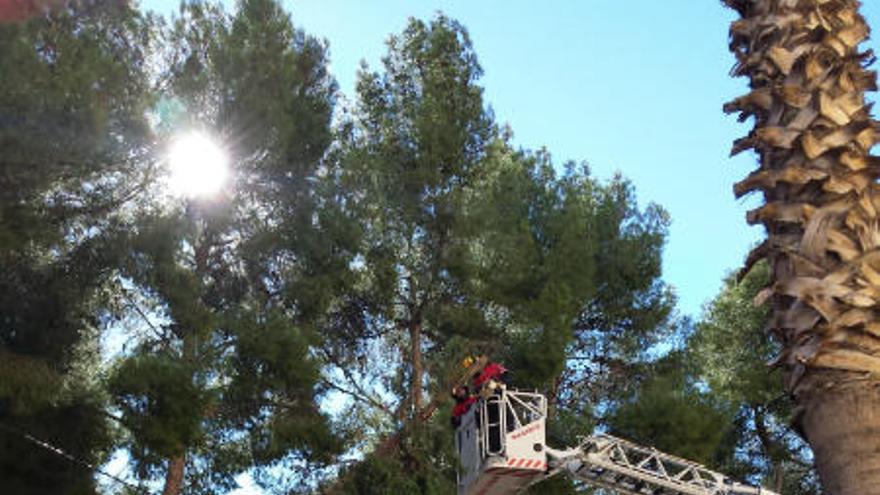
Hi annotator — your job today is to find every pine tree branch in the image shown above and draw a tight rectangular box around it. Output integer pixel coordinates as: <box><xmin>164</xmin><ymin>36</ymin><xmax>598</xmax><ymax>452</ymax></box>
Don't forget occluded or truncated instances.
<box><xmin>318</xmin><ymin>347</ymin><xmax>396</xmax><ymax>420</ymax></box>
<box><xmin>121</xmin><ymin>288</ymin><xmax>169</xmax><ymax>343</ymax></box>
<box><xmin>318</xmin><ymin>377</ymin><xmax>395</xmax><ymax>419</ymax></box>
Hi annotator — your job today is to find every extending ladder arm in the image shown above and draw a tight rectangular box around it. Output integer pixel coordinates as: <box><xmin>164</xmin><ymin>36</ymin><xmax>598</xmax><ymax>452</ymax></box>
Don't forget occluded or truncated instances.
<box><xmin>544</xmin><ymin>434</ymin><xmax>779</xmax><ymax>495</ymax></box>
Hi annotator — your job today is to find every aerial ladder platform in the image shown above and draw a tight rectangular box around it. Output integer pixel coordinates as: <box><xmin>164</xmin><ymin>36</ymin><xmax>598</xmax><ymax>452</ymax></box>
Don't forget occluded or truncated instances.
<box><xmin>454</xmin><ymin>386</ymin><xmax>779</xmax><ymax>495</ymax></box>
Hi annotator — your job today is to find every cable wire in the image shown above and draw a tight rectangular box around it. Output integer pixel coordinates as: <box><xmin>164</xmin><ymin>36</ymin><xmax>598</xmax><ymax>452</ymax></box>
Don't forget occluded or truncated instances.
<box><xmin>0</xmin><ymin>420</ymin><xmax>152</xmax><ymax>494</ymax></box>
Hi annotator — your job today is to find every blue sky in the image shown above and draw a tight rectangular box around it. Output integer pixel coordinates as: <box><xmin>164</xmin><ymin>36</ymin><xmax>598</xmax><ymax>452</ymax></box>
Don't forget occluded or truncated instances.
<box><xmin>143</xmin><ymin>0</ymin><xmax>880</xmax><ymax>319</ymax></box>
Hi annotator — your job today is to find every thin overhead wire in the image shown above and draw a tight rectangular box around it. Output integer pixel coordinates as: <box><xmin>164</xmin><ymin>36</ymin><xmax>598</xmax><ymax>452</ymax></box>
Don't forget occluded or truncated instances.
<box><xmin>0</xmin><ymin>421</ymin><xmax>152</xmax><ymax>494</ymax></box>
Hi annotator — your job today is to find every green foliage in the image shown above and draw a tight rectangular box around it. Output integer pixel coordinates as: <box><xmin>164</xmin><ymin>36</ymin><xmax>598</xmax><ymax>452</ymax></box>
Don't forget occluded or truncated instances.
<box><xmin>690</xmin><ymin>262</ymin><xmax>818</xmax><ymax>493</ymax></box>
<box><xmin>327</xmin><ymin>13</ymin><xmax>496</xmax><ymax>438</ymax></box>
<box><xmin>524</xmin><ymin>475</ymin><xmax>581</xmax><ymax>495</ymax></box>
<box><xmin>219</xmin><ymin>0</ymin><xmax>335</xmax><ymax>175</ymax></box>
<box><xmin>336</xmin><ymin>455</ymin><xmax>424</xmax><ymax>495</ymax></box>
<box><xmin>226</xmin><ymin>309</ymin><xmax>340</xmax><ymax>465</ymax></box>
<box><xmin>325</xmin><ymin>13</ymin><xmax>675</xmax><ymax>493</ymax></box>
<box><xmin>228</xmin><ymin>310</ymin><xmax>318</xmax><ymax>407</ymax></box>
<box><xmin>0</xmin><ymin>401</ymin><xmax>113</xmax><ymax>495</ymax></box>
<box><xmin>606</xmin><ymin>355</ymin><xmax>737</xmax><ymax>466</ymax></box>
<box><xmin>466</xmin><ymin>158</ymin><xmax>679</xmax><ymax>467</ymax></box>
<box><xmin>109</xmin><ymin>352</ymin><xmax>207</xmax><ymax>460</ymax></box>
<box><xmin>559</xmin><ymin>176</ymin><xmax>675</xmax><ymax>410</ymax></box>
<box><xmin>0</xmin><ymin>2</ymin><xmax>152</xmax><ymax>255</ymax></box>
<box><xmin>462</xmin><ymin>146</ymin><xmax>602</xmax><ymax>385</ymax></box>
<box><xmin>0</xmin><ymin>339</ymin><xmax>63</xmax><ymax>415</ymax></box>
<box><xmin>692</xmin><ymin>262</ymin><xmax>778</xmax><ymax>405</ymax></box>
<box><xmin>96</xmin><ymin>1</ymin><xmax>348</xmax><ymax>492</ymax></box>
<box><xmin>333</xmin><ymin>418</ymin><xmax>458</xmax><ymax>495</ymax></box>
<box><xmin>0</xmin><ymin>3</ymin><xmax>695</xmax><ymax>493</ymax></box>
<box><xmin>579</xmin><ymin>262</ymin><xmax>817</xmax><ymax>494</ymax></box>
<box><xmin>0</xmin><ymin>2</ymin><xmax>153</xmax><ymax>493</ymax></box>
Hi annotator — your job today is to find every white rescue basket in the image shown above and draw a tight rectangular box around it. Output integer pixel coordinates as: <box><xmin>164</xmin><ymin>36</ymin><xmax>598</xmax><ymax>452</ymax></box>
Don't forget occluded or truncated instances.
<box><xmin>454</xmin><ymin>388</ymin><xmax>548</xmax><ymax>495</ymax></box>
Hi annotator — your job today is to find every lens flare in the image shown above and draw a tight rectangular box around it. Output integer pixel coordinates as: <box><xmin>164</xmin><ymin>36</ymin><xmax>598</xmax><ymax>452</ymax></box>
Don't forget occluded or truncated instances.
<box><xmin>167</xmin><ymin>132</ymin><xmax>229</xmax><ymax>197</ymax></box>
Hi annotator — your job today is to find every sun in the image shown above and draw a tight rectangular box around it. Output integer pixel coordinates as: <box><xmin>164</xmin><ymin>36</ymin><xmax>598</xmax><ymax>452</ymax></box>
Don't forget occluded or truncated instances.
<box><xmin>166</xmin><ymin>131</ymin><xmax>229</xmax><ymax>198</ymax></box>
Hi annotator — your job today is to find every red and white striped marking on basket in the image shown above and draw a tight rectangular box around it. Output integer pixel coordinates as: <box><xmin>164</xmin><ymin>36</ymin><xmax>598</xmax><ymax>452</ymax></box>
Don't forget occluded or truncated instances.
<box><xmin>484</xmin><ymin>467</ymin><xmax>542</xmax><ymax>479</ymax></box>
<box><xmin>505</xmin><ymin>458</ymin><xmax>546</xmax><ymax>470</ymax></box>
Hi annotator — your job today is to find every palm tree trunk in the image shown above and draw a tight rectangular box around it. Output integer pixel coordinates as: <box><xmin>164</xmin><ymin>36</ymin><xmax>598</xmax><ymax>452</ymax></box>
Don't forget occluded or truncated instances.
<box><xmin>724</xmin><ymin>0</ymin><xmax>880</xmax><ymax>492</ymax></box>
<box><xmin>798</xmin><ymin>371</ymin><xmax>880</xmax><ymax>493</ymax></box>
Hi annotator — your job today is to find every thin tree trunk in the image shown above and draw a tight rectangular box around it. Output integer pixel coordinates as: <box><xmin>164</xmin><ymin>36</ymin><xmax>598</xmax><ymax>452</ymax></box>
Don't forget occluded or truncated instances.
<box><xmin>161</xmin><ymin>454</ymin><xmax>185</xmax><ymax>495</ymax></box>
<box><xmin>161</xmin><ymin>330</ymin><xmax>192</xmax><ymax>495</ymax></box>
<box><xmin>161</xmin><ymin>229</ymin><xmax>206</xmax><ymax>495</ymax></box>
<box><xmin>796</xmin><ymin>371</ymin><xmax>880</xmax><ymax>494</ymax></box>
<box><xmin>753</xmin><ymin>405</ymin><xmax>775</xmax><ymax>460</ymax></box>
<box><xmin>773</xmin><ymin>464</ymin><xmax>784</xmax><ymax>494</ymax></box>
<box><xmin>753</xmin><ymin>406</ymin><xmax>785</xmax><ymax>493</ymax></box>
<box><xmin>410</xmin><ymin>320</ymin><xmax>423</xmax><ymax>418</ymax></box>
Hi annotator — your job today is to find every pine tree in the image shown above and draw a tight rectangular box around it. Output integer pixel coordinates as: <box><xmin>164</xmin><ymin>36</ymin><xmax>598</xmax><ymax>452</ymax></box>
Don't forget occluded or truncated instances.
<box><xmin>692</xmin><ymin>263</ymin><xmax>819</xmax><ymax>494</ymax></box>
<box><xmin>105</xmin><ymin>1</ymin><xmax>348</xmax><ymax>493</ymax></box>
<box><xmin>606</xmin><ymin>353</ymin><xmax>738</xmax><ymax>468</ymax></box>
<box><xmin>0</xmin><ymin>3</ymin><xmax>153</xmax><ymax>493</ymax></box>
<box><xmin>328</xmin><ymin>16</ymin><xmax>675</xmax><ymax>490</ymax></box>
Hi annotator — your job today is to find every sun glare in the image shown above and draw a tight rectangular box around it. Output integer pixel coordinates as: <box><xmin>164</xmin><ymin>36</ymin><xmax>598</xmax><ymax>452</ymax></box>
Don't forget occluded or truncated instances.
<box><xmin>167</xmin><ymin>131</ymin><xmax>229</xmax><ymax>198</ymax></box>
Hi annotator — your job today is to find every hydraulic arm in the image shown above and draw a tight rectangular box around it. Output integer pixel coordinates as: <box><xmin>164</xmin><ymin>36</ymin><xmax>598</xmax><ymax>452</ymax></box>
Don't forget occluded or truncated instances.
<box><xmin>455</xmin><ymin>386</ymin><xmax>778</xmax><ymax>495</ymax></box>
<box><xmin>545</xmin><ymin>434</ymin><xmax>776</xmax><ymax>495</ymax></box>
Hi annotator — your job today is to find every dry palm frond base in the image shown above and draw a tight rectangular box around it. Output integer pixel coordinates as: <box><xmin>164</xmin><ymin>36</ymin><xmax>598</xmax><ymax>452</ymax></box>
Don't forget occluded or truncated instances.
<box><xmin>725</xmin><ymin>0</ymin><xmax>880</xmax><ymax>393</ymax></box>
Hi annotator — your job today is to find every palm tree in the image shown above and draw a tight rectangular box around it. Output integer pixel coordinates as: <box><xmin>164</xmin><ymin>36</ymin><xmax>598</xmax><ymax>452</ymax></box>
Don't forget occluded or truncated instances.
<box><xmin>724</xmin><ymin>0</ymin><xmax>880</xmax><ymax>492</ymax></box>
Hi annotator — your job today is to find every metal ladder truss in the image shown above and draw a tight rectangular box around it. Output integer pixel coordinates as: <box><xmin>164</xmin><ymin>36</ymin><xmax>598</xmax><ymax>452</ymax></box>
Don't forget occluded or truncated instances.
<box><xmin>547</xmin><ymin>434</ymin><xmax>778</xmax><ymax>495</ymax></box>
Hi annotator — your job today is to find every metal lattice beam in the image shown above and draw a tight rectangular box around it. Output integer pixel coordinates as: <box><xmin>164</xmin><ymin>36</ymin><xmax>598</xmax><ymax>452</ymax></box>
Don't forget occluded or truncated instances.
<box><xmin>547</xmin><ymin>434</ymin><xmax>778</xmax><ymax>495</ymax></box>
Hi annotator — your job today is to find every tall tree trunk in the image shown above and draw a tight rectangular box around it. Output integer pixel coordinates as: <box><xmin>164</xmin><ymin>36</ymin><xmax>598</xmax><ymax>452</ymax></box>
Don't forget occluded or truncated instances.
<box><xmin>753</xmin><ymin>405</ymin><xmax>785</xmax><ymax>493</ymax></box>
<box><xmin>773</xmin><ymin>465</ymin><xmax>784</xmax><ymax>495</ymax></box>
<box><xmin>161</xmin><ymin>454</ymin><xmax>186</xmax><ymax>495</ymax></box>
<box><xmin>161</xmin><ymin>230</ymin><xmax>207</xmax><ymax>495</ymax></box>
<box><xmin>162</xmin><ymin>328</ymin><xmax>192</xmax><ymax>495</ymax></box>
<box><xmin>797</xmin><ymin>371</ymin><xmax>880</xmax><ymax>493</ymax></box>
<box><xmin>724</xmin><ymin>1</ymin><xmax>880</xmax><ymax>493</ymax></box>
<box><xmin>410</xmin><ymin>320</ymin><xmax>424</xmax><ymax>418</ymax></box>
